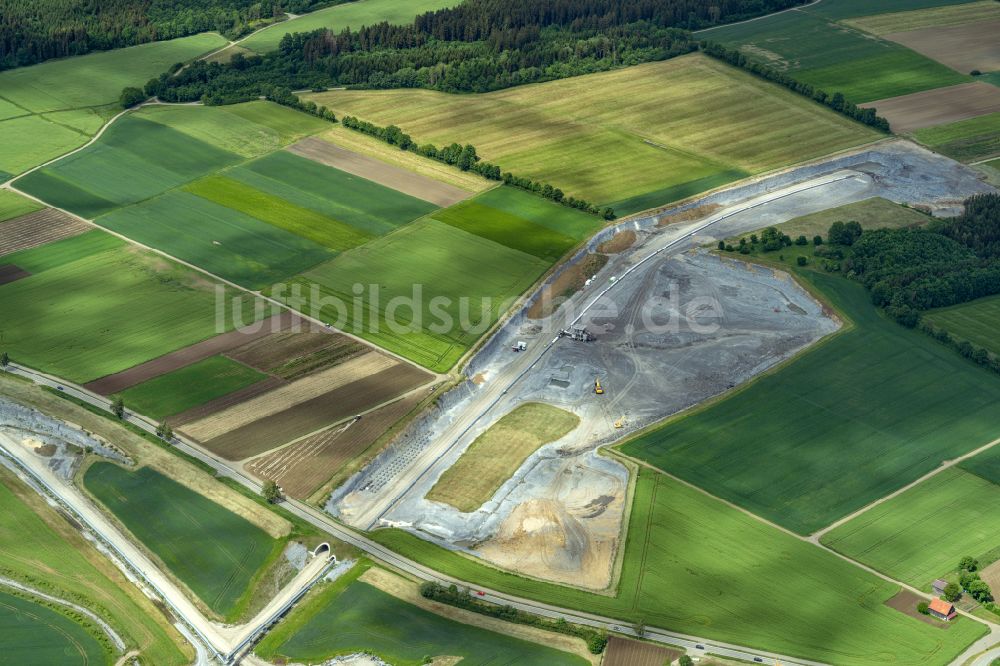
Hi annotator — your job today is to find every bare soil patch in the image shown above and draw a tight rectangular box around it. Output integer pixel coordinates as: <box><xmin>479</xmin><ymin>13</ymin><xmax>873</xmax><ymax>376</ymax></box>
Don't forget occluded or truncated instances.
<box><xmin>169</xmin><ymin>375</ymin><xmax>286</xmax><ymax>426</ymax></box>
<box><xmin>884</xmin><ymin>589</ymin><xmax>950</xmax><ymax>628</ymax></box>
<box><xmin>182</xmin><ymin>352</ymin><xmax>398</xmax><ymax>441</ymax></box>
<box><xmin>863</xmin><ymin>82</ymin><xmax>1000</xmax><ymax>133</ymax></box>
<box><xmin>286</xmin><ymin>137</ymin><xmax>471</xmax><ymax>207</ymax></box>
<box><xmin>0</xmin><ymin>208</ymin><xmax>89</xmax><ymax>256</ymax></box>
<box><xmin>980</xmin><ymin>559</ymin><xmax>1000</xmax><ymax>595</ymax></box>
<box><xmin>84</xmin><ymin>312</ymin><xmax>296</xmax><ymax>395</ymax></box>
<box><xmin>225</xmin><ymin>329</ymin><xmax>366</xmax><ymax>380</ymax></box>
<box><xmin>657</xmin><ymin>203</ymin><xmax>721</xmax><ymax>226</ymax></box>
<box><xmin>0</xmin><ymin>264</ymin><xmax>30</xmax><ymax>285</ymax></box>
<box><xmin>247</xmin><ymin>391</ymin><xmax>423</xmax><ymax>499</ymax></box>
<box><xmin>527</xmin><ymin>254</ymin><xmax>609</xmax><ymax>319</ymax></box>
<box><xmin>885</xmin><ymin>21</ymin><xmax>1000</xmax><ymax>75</ymax></box>
<box><xmin>597</xmin><ymin>230</ymin><xmax>636</xmax><ymax>254</ymax></box>
<box><xmin>194</xmin><ymin>361</ymin><xmax>431</xmax><ymax>460</ymax></box>
<box><xmin>359</xmin><ymin>567</ymin><xmax>600</xmax><ymax>665</ymax></box>
<box><xmin>603</xmin><ymin>636</ymin><xmax>681</xmax><ymax>666</ymax></box>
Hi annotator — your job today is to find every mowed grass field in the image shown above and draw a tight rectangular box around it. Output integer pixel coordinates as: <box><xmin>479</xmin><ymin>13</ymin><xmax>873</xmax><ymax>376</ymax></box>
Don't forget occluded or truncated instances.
<box><xmin>241</xmin><ymin>0</ymin><xmax>458</xmax><ymax>53</ymax></box>
<box><xmin>700</xmin><ymin>3</ymin><xmax>969</xmax><ymax>103</ymax></box>
<box><xmin>0</xmin><ymin>231</ymin><xmax>254</xmax><ymax>383</ymax></box>
<box><xmin>120</xmin><ymin>355</ymin><xmax>270</xmax><ymax>420</ymax></box>
<box><xmin>256</xmin><ymin>563</ymin><xmax>587</xmax><ymax>666</ymax></box>
<box><xmin>619</xmin><ymin>271</ymin><xmax>1000</xmax><ymax>535</ymax></box>
<box><xmin>372</xmin><ymin>468</ymin><xmax>987</xmax><ymax>666</ymax></box>
<box><xmin>427</xmin><ymin>403</ymin><xmax>580</xmax><ymax>512</ymax></box>
<box><xmin>844</xmin><ymin>1</ymin><xmax>1000</xmax><ymax>34</ymax></box>
<box><xmin>822</xmin><ymin>467</ymin><xmax>1000</xmax><ymax>588</ymax></box>
<box><xmin>286</xmin><ymin>187</ymin><xmax>595</xmax><ymax>370</ymax></box>
<box><xmin>0</xmin><ymin>467</ymin><xmax>189</xmax><ymax>665</ymax></box>
<box><xmin>0</xmin><ymin>33</ymin><xmax>227</xmax><ymax>177</ymax></box>
<box><xmin>913</xmin><ymin>111</ymin><xmax>1000</xmax><ymax>162</ymax></box>
<box><xmin>83</xmin><ymin>463</ymin><xmax>282</xmax><ymax>620</ymax></box>
<box><xmin>924</xmin><ymin>293</ymin><xmax>1000</xmax><ymax>355</ymax></box>
<box><xmin>308</xmin><ymin>54</ymin><xmax>877</xmax><ymax>213</ymax></box>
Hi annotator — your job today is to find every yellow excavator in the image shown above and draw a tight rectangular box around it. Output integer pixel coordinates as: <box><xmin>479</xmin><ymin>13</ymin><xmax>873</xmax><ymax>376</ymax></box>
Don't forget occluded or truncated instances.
<box><xmin>614</xmin><ymin>415</ymin><xmax>627</xmax><ymax>429</ymax></box>
<box><xmin>594</xmin><ymin>377</ymin><xmax>604</xmax><ymax>395</ymax></box>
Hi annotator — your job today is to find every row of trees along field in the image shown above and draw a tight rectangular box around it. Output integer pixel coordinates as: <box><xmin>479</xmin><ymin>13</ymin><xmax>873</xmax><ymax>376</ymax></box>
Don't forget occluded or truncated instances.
<box><xmin>0</xmin><ymin>0</ymin><xmax>332</xmax><ymax>70</ymax></box>
<box><xmin>699</xmin><ymin>41</ymin><xmax>891</xmax><ymax>131</ymax></box>
<box><xmin>145</xmin><ymin>0</ymin><xmax>807</xmax><ymax>101</ymax></box>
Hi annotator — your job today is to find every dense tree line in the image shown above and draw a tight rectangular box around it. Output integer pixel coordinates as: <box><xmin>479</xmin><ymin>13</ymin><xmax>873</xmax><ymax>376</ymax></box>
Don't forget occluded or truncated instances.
<box><xmin>847</xmin><ymin>194</ymin><xmax>1000</xmax><ymax>324</ymax></box>
<box><xmin>0</xmin><ymin>0</ymin><xmax>332</xmax><ymax>70</ymax></box>
<box><xmin>699</xmin><ymin>41</ymin><xmax>891</xmax><ymax>131</ymax></box>
<box><xmin>146</xmin><ymin>0</ymin><xmax>807</xmax><ymax>100</ymax></box>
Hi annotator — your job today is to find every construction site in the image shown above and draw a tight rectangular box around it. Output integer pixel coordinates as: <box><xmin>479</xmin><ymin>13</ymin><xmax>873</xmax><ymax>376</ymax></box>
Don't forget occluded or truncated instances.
<box><xmin>327</xmin><ymin>138</ymin><xmax>994</xmax><ymax>590</ymax></box>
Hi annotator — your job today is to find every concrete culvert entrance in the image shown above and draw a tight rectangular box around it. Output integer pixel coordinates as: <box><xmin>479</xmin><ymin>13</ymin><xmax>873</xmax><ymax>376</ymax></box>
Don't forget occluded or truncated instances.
<box><xmin>312</xmin><ymin>542</ymin><xmax>332</xmax><ymax>559</ymax></box>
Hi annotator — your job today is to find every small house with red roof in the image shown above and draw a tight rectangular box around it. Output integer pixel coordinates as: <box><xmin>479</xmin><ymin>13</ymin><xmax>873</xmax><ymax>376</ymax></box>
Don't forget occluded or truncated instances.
<box><xmin>928</xmin><ymin>598</ymin><xmax>957</xmax><ymax>621</ymax></box>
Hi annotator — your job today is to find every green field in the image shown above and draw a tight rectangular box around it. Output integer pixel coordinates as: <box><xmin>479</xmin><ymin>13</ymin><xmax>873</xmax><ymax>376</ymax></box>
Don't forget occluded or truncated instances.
<box><xmin>619</xmin><ymin>271</ymin><xmax>1000</xmax><ymax>535</ymax></box>
<box><xmin>0</xmin><ymin>589</ymin><xmax>112</xmax><ymax>665</ymax></box>
<box><xmin>913</xmin><ymin>111</ymin><xmax>1000</xmax><ymax>162</ymax></box>
<box><xmin>925</xmin><ymin>294</ymin><xmax>1000</xmax><ymax>355</ymax></box>
<box><xmin>0</xmin><ymin>190</ymin><xmax>41</xmax><ymax>222</ymax></box>
<box><xmin>139</xmin><ymin>102</ymin><xmax>329</xmax><ymax>158</ymax></box>
<box><xmin>258</xmin><ymin>564</ymin><xmax>586</xmax><ymax>666</ymax></box>
<box><xmin>432</xmin><ymin>187</ymin><xmax>599</xmax><ymax>261</ymax></box>
<box><xmin>285</xmin><ymin>199</ymin><xmax>552</xmax><ymax>371</ymax></box>
<box><xmin>98</xmin><ymin>191</ymin><xmax>334</xmax><ymax>289</ymax></box>
<box><xmin>845</xmin><ymin>1</ymin><xmax>1000</xmax><ymax>35</ymax></box>
<box><xmin>810</xmin><ymin>0</ymin><xmax>980</xmax><ymax>20</ymax></box>
<box><xmin>17</xmin><ymin>115</ymin><xmax>243</xmax><ymax>218</ymax></box>
<box><xmin>185</xmin><ymin>176</ymin><xmax>373</xmax><ymax>251</ymax></box>
<box><xmin>241</xmin><ymin>0</ymin><xmax>458</xmax><ymax>53</ymax></box>
<box><xmin>961</xmin><ymin>445</ymin><xmax>1000</xmax><ymax>484</ymax></box>
<box><xmin>371</xmin><ymin>467</ymin><xmax>986</xmax><ymax>666</ymax></box>
<box><xmin>84</xmin><ymin>463</ymin><xmax>282</xmax><ymax>619</ymax></box>
<box><xmin>308</xmin><ymin>54</ymin><xmax>876</xmax><ymax>212</ymax></box>
<box><xmin>701</xmin><ymin>5</ymin><xmax>968</xmax><ymax>102</ymax></box>
<box><xmin>0</xmin><ymin>33</ymin><xmax>227</xmax><ymax>177</ymax></box>
<box><xmin>822</xmin><ymin>467</ymin><xmax>1000</xmax><ymax>588</ymax></box>
<box><xmin>230</xmin><ymin>151</ymin><xmax>437</xmax><ymax>236</ymax></box>
<box><xmin>0</xmin><ymin>231</ymin><xmax>252</xmax><ymax>383</ymax></box>
<box><xmin>0</xmin><ymin>467</ymin><xmax>188</xmax><ymax>664</ymax></box>
<box><xmin>120</xmin><ymin>355</ymin><xmax>269</xmax><ymax>420</ymax></box>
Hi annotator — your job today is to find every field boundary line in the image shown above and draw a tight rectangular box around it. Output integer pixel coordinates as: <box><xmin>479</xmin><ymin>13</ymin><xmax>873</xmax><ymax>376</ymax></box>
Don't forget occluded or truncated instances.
<box><xmin>810</xmin><ymin>434</ymin><xmax>1000</xmax><ymax>541</ymax></box>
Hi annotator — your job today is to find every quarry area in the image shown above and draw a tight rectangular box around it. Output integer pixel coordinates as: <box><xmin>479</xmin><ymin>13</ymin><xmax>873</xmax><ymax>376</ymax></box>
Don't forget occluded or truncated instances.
<box><xmin>328</xmin><ymin>137</ymin><xmax>993</xmax><ymax>589</ymax></box>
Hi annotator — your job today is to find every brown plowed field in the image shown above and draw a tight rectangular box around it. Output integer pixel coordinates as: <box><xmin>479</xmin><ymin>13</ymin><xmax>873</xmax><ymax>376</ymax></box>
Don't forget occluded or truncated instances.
<box><xmin>885</xmin><ymin>21</ymin><xmax>1000</xmax><ymax>75</ymax></box>
<box><xmin>225</xmin><ymin>329</ymin><xmax>366</xmax><ymax>379</ymax></box>
<box><xmin>193</xmin><ymin>357</ymin><xmax>431</xmax><ymax>460</ymax></box>
<box><xmin>286</xmin><ymin>137</ymin><xmax>471</xmax><ymax>207</ymax></box>
<box><xmin>247</xmin><ymin>391</ymin><xmax>423</xmax><ymax>499</ymax></box>
<box><xmin>169</xmin><ymin>376</ymin><xmax>287</xmax><ymax>426</ymax></box>
<box><xmin>182</xmin><ymin>352</ymin><xmax>399</xmax><ymax>441</ymax></box>
<box><xmin>0</xmin><ymin>208</ymin><xmax>90</xmax><ymax>256</ymax></box>
<box><xmin>602</xmin><ymin>636</ymin><xmax>681</xmax><ymax>666</ymax></box>
<box><xmin>980</xmin><ymin>559</ymin><xmax>1000</xmax><ymax>598</ymax></box>
<box><xmin>84</xmin><ymin>312</ymin><xmax>295</xmax><ymax>395</ymax></box>
<box><xmin>863</xmin><ymin>82</ymin><xmax>1000</xmax><ymax>133</ymax></box>
<box><xmin>0</xmin><ymin>264</ymin><xmax>30</xmax><ymax>285</ymax></box>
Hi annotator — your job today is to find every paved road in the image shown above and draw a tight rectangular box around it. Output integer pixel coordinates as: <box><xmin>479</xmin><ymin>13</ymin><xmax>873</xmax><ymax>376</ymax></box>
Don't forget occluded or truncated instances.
<box><xmin>0</xmin><ymin>421</ymin><xmax>334</xmax><ymax>664</ymax></box>
<box><xmin>2</xmin><ymin>362</ymin><xmax>824</xmax><ymax>666</ymax></box>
